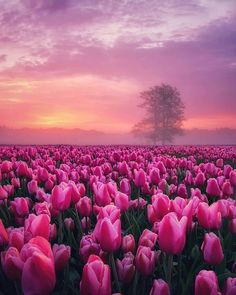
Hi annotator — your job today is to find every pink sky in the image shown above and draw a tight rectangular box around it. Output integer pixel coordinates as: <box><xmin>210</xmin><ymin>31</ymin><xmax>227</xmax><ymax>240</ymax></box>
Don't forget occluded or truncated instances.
<box><xmin>0</xmin><ymin>0</ymin><xmax>236</xmax><ymax>135</ymax></box>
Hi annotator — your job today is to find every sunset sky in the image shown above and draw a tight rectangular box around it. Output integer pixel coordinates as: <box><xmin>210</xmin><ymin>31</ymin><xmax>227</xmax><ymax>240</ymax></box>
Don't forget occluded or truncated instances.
<box><xmin>0</xmin><ymin>0</ymin><xmax>236</xmax><ymax>135</ymax></box>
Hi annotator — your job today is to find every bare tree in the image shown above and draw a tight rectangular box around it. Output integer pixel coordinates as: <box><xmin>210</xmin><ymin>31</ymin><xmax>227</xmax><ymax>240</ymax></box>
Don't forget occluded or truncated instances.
<box><xmin>133</xmin><ymin>84</ymin><xmax>185</xmax><ymax>145</ymax></box>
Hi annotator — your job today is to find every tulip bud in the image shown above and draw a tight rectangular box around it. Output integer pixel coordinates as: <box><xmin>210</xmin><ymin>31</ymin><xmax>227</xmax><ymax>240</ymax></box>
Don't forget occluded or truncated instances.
<box><xmin>201</xmin><ymin>233</ymin><xmax>224</xmax><ymax>265</ymax></box>
<box><xmin>149</xmin><ymin>279</ymin><xmax>170</xmax><ymax>295</ymax></box>
<box><xmin>122</xmin><ymin>234</ymin><xmax>135</xmax><ymax>253</ymax></box>
<box><xmin>52</xmin><ymin>244</ymin><xmax>71</xmax><ymax>271</ymax></box>
<box><xmin>195</xmin><ymin>270</ymin><xmax>219</xmax><ymax>295</ymax></box>
<box><xmin>80</xmin><ymin>255</ymin><xmax>111</xmax><ymax>295</ymax></box>
<box><xmin>135</xmin><ymin>246</ymin><xmax>155</xmax><ymax>276</ymax></box>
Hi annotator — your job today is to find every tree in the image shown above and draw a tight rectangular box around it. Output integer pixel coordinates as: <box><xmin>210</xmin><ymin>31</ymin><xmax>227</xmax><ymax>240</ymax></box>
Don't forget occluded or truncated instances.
<box><xmin>133</xmin><ymin>84</ymin><xmax>185</xmax><ymax>145</ymax></box>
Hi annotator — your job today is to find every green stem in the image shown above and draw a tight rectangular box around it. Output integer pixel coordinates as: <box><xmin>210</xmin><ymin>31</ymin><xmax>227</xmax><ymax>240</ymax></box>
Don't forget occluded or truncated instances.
<box><xmin>132</xmin><ymin>270</ymin><xmax>139</xmax><ymax>295</ymax></box>
<box><xmin>110</xmin><ymin>252</ymin><xmax>121</xmax><ymax>293</ymax></box>
<box><xmin>167</xmin><ymin>254</ymin><xmax>173</xmax><ymax>286</ymax></box>
<box><xmin>58</xmin><ymin>212</ymin><xmax>63</xmax><ymax>244</ymax></box>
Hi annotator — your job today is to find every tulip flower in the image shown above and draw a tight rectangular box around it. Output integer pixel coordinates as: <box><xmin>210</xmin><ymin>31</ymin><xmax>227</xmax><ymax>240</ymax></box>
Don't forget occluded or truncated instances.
<box><xmin>135</xmin><ymin>246</ymin><xmax>155</xmax><ymax>276</ymax></box>
<box><xmin>24</xmin><ymin>213</ymin><xmax>50</xmax><ymax>242</ymax></box>
<box><xmin>121</xmin><ymin>234</ymin><xmax>135</xmax><ymax>253</ymax></box>
<box><xmin>223</xmin><ymin>277</ymin><xmax>236</xmax><ymax>295</ymax></box>
<box><xmin>158</xmin><ymin>212</ymin><xmax>187</xmax><ymax>255</ymax></box>
<box><xmin>80</xmin><ymin>255</ymin><xmax>111</xmax><ymax>295</ymax></box>
<box><xmin>195</xmin><ymin>270</ymin><xmax>220</xmax><ymax>295</ymax></box>
<box><xmin>51</xmin><ymin>185</ymin><xmax>72</xmax><ymax>212</ymax></box>
<box><xmin>52</xmin><ymin>244</ymin><xmax>71</xmax><ymax>271</ymax></box>
<box><xmin>98</xmin><ymin>217</ymin><xmax>121</xmax><ymax>253</ymax></box>
<box><xmin>152</xmin><ymin>193</ymin><xmax>170</xmax><ymax>220</ymax></box>
<box><xmin>0</xmin><ymin>185</ymin><xmax>8</xmax><ymax>200</ymax></box>
<box><xmin>115</xmin><ymin>192</ymin><xmax>129</xmax><ymax>212</ymax></box>
<box><xmin>116</xmin><ymin>252</ymin><xmax>135</xmax><ymax>283</ymax></box>
<box><xmin>1</xmin><ymin>247</ymin><xmax>23</xmax><ymax>280</ymax></box>
<box><xmin>201</xmin><ymin>233</ymin><xmax>224</xmax><ymax>265</ymax></box>
<box><xmin>229</xmin><ymin>170</ymin><xmax>236</xmax><ymax>187</ymax></box>
<box><xmin>138</xmin><ymin>229</ymin><xmax>158</xmax><ymax>249</ymax></box>
<box><xmin>149</xmin><ymin>279</ymin><xmax>170</xmax><ymax>295</ymax></box>
<box><xmin>21</xmin><ymin>236</ymin><xmax>56</xmax><ymax>295</ymax></box>
<box><xmin>134</xmin><ymin>169</ymin><xmax>146</xmax><ymax>188</ymax></box>
<box><xmin>8</xmin><ymin>227</ymin><xmax>24</xmax><ymax>251</ymax></box>
<box><xmin>76</xmin><ymin>196</ymin><xmax>92</xmax><ymax>217</ymax></box>
<box><xmin>206</xmin><ymin>178</ymin><xmax>221</xmax><ymax>197</ymax></box>
<box><xmin>0</xmin><ymin>219</ymin><xmax>8</xmax><ymax>246</ymax></box>
<box><xmin>197</xmin><ymin>202</ymin><xmax>222</xmax><ymax>230</ymax></box>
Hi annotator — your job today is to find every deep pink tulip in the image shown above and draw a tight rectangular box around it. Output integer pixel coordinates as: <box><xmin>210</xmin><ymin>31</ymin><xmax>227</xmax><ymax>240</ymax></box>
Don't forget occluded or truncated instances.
<box><xmin>201</xmin><ymin>233</ymin><xmax>224</xmax><ymax>265</ymax></box>
<box><xmin>222</xmin><ymin>181</ymin><xmax>233</xmax><ymax>197</ymax></box>
<box><xmin>24</xmin><ymin>213</ymin><xmax>50</xmax><ymax>242</ymax></box>
<box><xmin>10</xmin><ymin>197</ymin><xmax>29</xmax><ymax>218</ymax></box>
<box><xmin>158</xmin><ymin>212</ymin><xmax>187</xmax><ymax>255</ymax></box>
<box><xmin>197</xmin><ymin>202</ymin><xmax>222</xmax><ymax>230</ymax></box>
<box><xmin>121</xmin><ymin>234</ymin><xmax>135</xmax><ymax>253</ymax></box>
<box><xmin>195</xmin><ymin>270</ymin><xmax>220</xmax><ymax>295</ymax></box>
<box><xmin>138</xmin><ymin>229</ymin><xmax>158</xmax><ymax>249</ymax></box>
<box><xmin>134</xmin><ymin>169</ymin><xmax>146</xmax><ymax>188</ymax></box>
<box><xmin>93</xmin><ymin>183</ymin><xmax>112</xmax><ymax>207</ymax></box>
<box><xmin>120</xmin><ymin>178</ymin><xmax>131</xmax><ymax>196</ymax></box>
<box><xmin>135</xmin><ymin>246</ymin><xmax>155</xmax><ymax>276</ymax></box>
<box><xmin>1</xmin><ymin>160</ymin><xmax>12</xmax><ymax>173</ymax></box>
<box><xmin>79</xmin><ymin>234</ymin><xmax>101</xmax><ymax>263</ymax></box>
<box><xmin>52</xmin><ymin>244</ymin><xmax>71</xmax><ymax>271</ymax></box>
<box><xmin>51</xmin><ymin>184</ymin><xmax>72</xmax><ymax>212</ymax></box>
<box><xmin>80</xmin><ymin>255</ymin><xmax>111</xmax><ymax>295</ymax></box>
<box><xmin>38</xmin><ymin>167</ymin><xmax>49</xmax><ymax>182</ymax></box>
<box><xmin>76</xmin><ymin>196</ymin><xmax>92</xmax><ymax>217</ymax></box>
<box><xmin>195</xmin><ymin>172</ymin><xmax>206</xmax><ymax>187</ymax></box>
<box><xmin>1</xmin><ymin>247</ymin><xmax>23</xmax><ymax>280</ymax></box>
<box><xmin>0</xmin><ymin>185</ymin><xmax>8</xmax><ymax>200</ymax></box>
<box><xmin>115</xmin><ymin>192</ymin><xmax>129</xmax><ymax>212</ymax></box>
<box><xmin>177</xmin><ymin>184</ymin><xmax>188</xmax><ymax>198</ymax></box>
<box><xmin>27</xmin><ymin>180</ymin><xmax>38</xmax><ymax>195</ymax></box>
<box><xmin>0</xmin><ymin>219</ymin><xmax>9</xmax><ymax>246</ymax></box>
<box><xmin>149</xmin><ymin>279</ymin><xmax>170</xmax><ymax>295</ymax></box>
<box><xmin>116</xmin><ymin>252</ymin><xmax>135</xmax><ymax>283</ymax></box>
<box><xmin>8</xmin><ymin>227</ymin><xmax>24</xmax><ymax>251</ymax></box>
<box><xmin>21</xmin><ymin>236</ymin><xmax>56</xmax><ymax>295</ymax></box>
<box><xmin>64</xmin><ymin>217</ymin><xmax>75</xmax><ymax>231</ymax></box>
<box><xmin>229</xmin><ymin>170</ymin><xmax>236</xmax><ymax>187</ymax></box>
<box><xmin>206</xmin><ymin>178</ymin><xmax>221</xmax><ymax>197</ymax></box>
<box><xmin>16</xmin><ymin>162</ymin><xmax>29</xmax><ymax>178</ymax></box>
<box><xmin>149</xmin><ymin>168</ymin><xmax>161</xmax><ymax>185</ymax></box>
<box><xmin>98</xmin><ymin>217</ymin><xmax>121</xmax><ymax>253</ymax></box>
<box><xmin>223</xmin><ymin>277</ymin><xmax>236</xmax><ymax>295</ymax></box>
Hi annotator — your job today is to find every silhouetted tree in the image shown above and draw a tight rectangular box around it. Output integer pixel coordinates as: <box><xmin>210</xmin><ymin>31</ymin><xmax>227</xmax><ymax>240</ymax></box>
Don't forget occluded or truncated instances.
<box><xmin>133</xmin><ymin>84</ymin><xmax>185</xmax><ymax>145</ymax></box>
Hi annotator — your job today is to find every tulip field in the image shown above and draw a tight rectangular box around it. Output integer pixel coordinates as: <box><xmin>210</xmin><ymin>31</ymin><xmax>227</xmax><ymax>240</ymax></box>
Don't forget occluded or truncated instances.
<box><xmin>0</xmin><ymin>145</ymin><xmax>236</xmax><ymax>295</ymax></box>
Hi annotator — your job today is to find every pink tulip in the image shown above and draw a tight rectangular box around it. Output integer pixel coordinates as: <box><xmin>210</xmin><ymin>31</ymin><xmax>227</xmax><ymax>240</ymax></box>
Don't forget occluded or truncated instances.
<box><xmin>24</xmin><ymin>213</ymin><xmax>50</xmax><ymax>242</ymax></box>
<box><xmin>93</xmin><ymin>183</ymin><xmax>112</xmax><ymax>207</ymax></box>
<box><xmin>149</xmin><ymin>168</ymin><xmax>161</xmax><ymax>185</ymax></box>
<box><xmin>64</xmin><ymin>217</ymin><xmax>75</xmax><ymax>231</ymax></box>
<box><xmin>150</xmin><ymin>279</ymin><xmax>170</xmax><ymax>295</ymax></box>
<box><xmin>206</xmin><ymin>178</ymin><xmax>221</xmax><ymax>197</ymax></box>
<box><xmin>138</xmin><ymin>229</ymin><xmax>158</xmax><ymax>249</ymax></box>
<box><xmin>27</xmin><ymin>180</ymin><xmax>38</xmax><ymax>195</ymax></box>
<box><xmin>79</xmin><ymin>234</ymin><xmax>101</xmax><ymax>263</ymax></box>
<box><xmin>115</xmin><ymin>192</ymin><xmax>129</xmax><ymax>212</ymax></box>
<box><xmin>134</xmin><ymin>169</ymin><xmax>146</xmax><ymax>188</ymax></box>
<box><xmin>152</xmin><ymin>193</ymin><xmax>170</xmax><ymax>220</ymax></box>
<box><xmin>10</xmin><ymin>197</ymin><xmax>29</xmax><ymax>218</ymax></box>
<box><xmin>158</xmin><ymin>212</ymin><xmax>187</xmax><ymax>255</ymax></box>
<box><xmin>52</xmin><ymin>244</ymin><xmax>71</xmax><ymax>271</ymax></box>
<box><xmin>195</xmin><ymin>270</ymin><xmax>220</xmax><ymax>295</ymax></box>
<box><xmin>222</xmin><ymin>181</ymin><xmax>233</xmax><ymax>197</ymax></box>
<box><xmin>195</xmin><ymin>172</ymin><xmax>206</xmax><ymax>187</ymax></box>
<box><xmin>8</xmin><ymin>227</ymin><xmax>24</xmax><ymax>251</ymax></box>
<box><xmin>1</xmin><ymin>247</ymin><xmax>23</xmax><ymax>280</ymax></box>
<box><xmin>120</xmin><ymin>178</ymin><xmax>131</xmax><ymax>196</ymax></box>
<box><xmin>76</xmin><ymin>196</ymin><xmax>92</xmax><ymax>217</ymax></box>
<box><xmin>121</xmin><ymin>234</ymin><xmax>135</xmax><ymax>253</ymax></box>
<box><xmin>223</xmin><ymin>277</ymin><xmax>236</xmax><ymax>295</ymax></box>
<box><xmin>135</xmin><ymin>246</ymin><xmax>155</xmax><ymax>276</ymax></box>
<box><xmin>197</xmin><ymin>202</ymin><xmax>222</xmax><ymax>230</ymax></box>
<box><xmin>229</xmin><ymin>170</ymin><xmax>236</xmax><ymax>187</ymax></box>
<box><xmin>98</xmin><ymin>217</ymin><xmax>121</xmax><ymax>253</ymax></box>
<box><xmin>1</xmin><ymin>160</ymin><xmax>12</xmax><ymax>173</ymax></box>
<box><xmin>0</xmin><ymin>185</ymin><xmax>8</xmax><ymax>200</ymax></box>
<box><xmin>0</xmin><ymin>219</ymin><xmax>9</xmax><ymax>246</ymax></box>
<box><xmin>51</xmin><ymin>184</ymin><xmax>72</xmax><ymax>212</ymax></box>
<box><xmin>80</xmin><ymin>255</ymin><xmax>111</xmax><ymax>295</ymax></box>
<box><xmin>116</xmin><ymin>252</ymin><xmax>135</xmax><ymax>283</ymax></box>
<box><xmin>201</xmin><ymin>233</ymin><xmax>224</xmax><ymax>265</ymax></box>
<box><xmin>21</xmin><ymin>236</ymin><xmax>56</xmax><ymax>295</ymax></box>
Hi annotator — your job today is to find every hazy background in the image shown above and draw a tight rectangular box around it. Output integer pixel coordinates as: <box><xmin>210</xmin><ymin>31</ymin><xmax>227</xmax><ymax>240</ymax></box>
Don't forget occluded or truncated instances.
<box><xmin>0</xmin><ymin>0</ymin><xmax>236</xmax><ymax>145</ymax></box>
